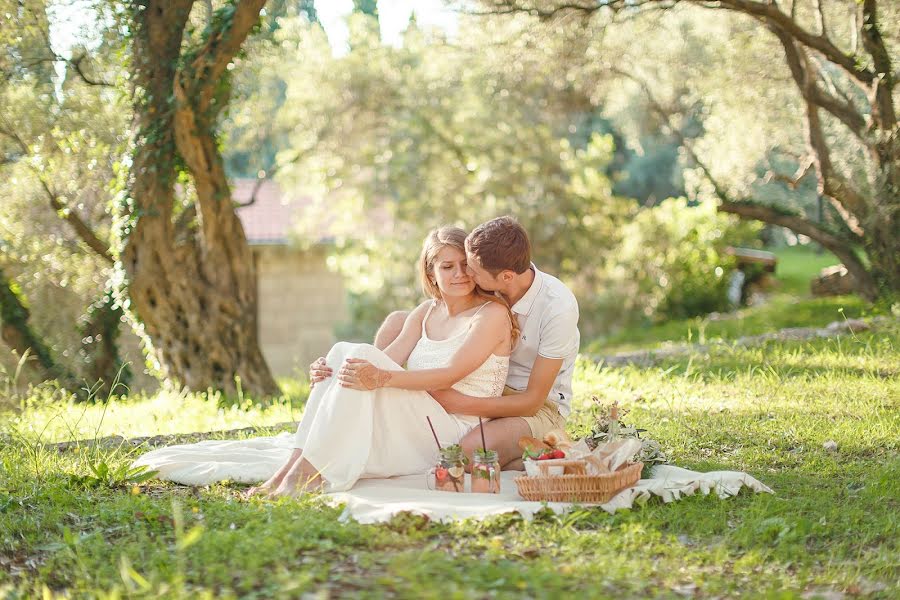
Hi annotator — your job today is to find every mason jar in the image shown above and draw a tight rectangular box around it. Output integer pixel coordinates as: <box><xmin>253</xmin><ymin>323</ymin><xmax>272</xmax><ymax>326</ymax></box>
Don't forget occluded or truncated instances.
<box><xmin>433</xmin><ymin>445</ymin><xmax>466</xmax><ymax>492</ymax></box>
<box><xmin>470</xmin><ymin>449</ymin><xmax>501</xmax><ymax>494</ymax></box>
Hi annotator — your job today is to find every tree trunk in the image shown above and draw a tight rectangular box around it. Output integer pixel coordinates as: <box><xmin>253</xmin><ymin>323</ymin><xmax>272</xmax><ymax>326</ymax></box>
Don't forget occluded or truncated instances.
<box><xmin>120</xmin><ymin>0</ymin><xmax>279</xmax><ymax>398</ymax></box>
<box><xmin>865</xmin><ymin>136</ymin><xmax>900</xmax><ymax>296</ymax></box>
<box><xmin>79</xmin><ymin>293</ymin><xmax>130</xmax><ymax>396</ymax></box>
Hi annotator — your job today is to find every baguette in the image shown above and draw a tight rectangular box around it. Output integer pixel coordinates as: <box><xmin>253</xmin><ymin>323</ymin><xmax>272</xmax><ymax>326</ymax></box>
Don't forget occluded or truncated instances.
<box><xmin>543</xmin><ymin>428</ymin><xmax>572</xmax><ymax>448</ymax></box>
<box><xmin>518</xmin><ymin>436</ymin><xmax>551</xmax><ymax>453</ymax></box>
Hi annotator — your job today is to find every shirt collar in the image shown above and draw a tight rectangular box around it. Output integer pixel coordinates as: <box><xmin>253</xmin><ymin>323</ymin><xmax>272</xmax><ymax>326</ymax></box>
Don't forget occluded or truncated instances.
<box><xmin>511</xmin><ymin>264</ymin><xmax>543</xmax><ymax>316</ymax></box>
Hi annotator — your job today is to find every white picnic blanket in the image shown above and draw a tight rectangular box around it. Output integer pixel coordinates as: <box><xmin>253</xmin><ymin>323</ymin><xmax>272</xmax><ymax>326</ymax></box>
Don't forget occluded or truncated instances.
<box><xmin>329</xmin><ymin>465</ymin><xmax>773</xmax><ymax>524</ymax></box>
<box><xmin>132</xmin><ymin>433</ymin><xmax>773</xmax><ymax>523</ymax></box>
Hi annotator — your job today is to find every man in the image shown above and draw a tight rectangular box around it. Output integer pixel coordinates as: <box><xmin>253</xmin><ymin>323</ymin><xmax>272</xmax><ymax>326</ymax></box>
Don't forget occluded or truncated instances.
<box><xmin>311</xmin><ymin>216</ymin><xmax>580</xmax><ymax>470</ymax></box>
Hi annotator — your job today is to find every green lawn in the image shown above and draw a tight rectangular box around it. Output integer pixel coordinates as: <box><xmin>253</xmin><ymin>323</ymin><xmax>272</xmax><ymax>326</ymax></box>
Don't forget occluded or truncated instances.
<box><xmin>1</xmin><ymin>320</ymin><xmax>897</xmax><ymax>597</ymax></box>
<box><xmin>773</xmin><ymin>245</ymin><xmax>842</xmax><ymax>296</ymax></box>
<box><xmin>586</xmin><ymin>245</ymin><xmax>883</xmax><ymax>355</ymax></box>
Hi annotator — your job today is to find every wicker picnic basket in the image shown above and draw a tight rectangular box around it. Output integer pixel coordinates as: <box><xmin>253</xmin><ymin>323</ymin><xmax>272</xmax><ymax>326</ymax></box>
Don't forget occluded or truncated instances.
<box><xmin>515</xmin><ymin>459</ymin><xmax>643</xmax><ymax>503</ymax></box>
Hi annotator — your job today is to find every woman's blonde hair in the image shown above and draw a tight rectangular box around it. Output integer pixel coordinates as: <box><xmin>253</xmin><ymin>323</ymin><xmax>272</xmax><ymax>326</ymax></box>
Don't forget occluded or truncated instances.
<box><xmin>418</xmin><ymin>226</ymin><xmax>520</xmax><ymax>344</ymax></box>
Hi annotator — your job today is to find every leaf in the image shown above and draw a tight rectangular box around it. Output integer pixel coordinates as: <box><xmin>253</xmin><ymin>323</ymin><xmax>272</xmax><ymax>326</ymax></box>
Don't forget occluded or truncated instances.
<box><xmin>126</xmin><ymin>465</ymin><xmax>159</xmax><ymax>484</ymax></box>
<box><xmin>119</xmin><ymin>554</ymin><xmax>152</xmax><ymax>592</ymax></box>
<box><xmin>176</xmin><ymin>525</ymin><xmax>204</xmax><ymax>550</ymax></box>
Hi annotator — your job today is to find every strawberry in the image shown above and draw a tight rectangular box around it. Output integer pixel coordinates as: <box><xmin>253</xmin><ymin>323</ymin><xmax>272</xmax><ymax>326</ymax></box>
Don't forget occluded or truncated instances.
<box><xmin>435</xmin><ymin>467</ymin><xmax>449</xmax><ymax>480</ymax></box>
<box><xmin>551</xmin><ymin>449</ymin><xmax>565</xmax><ymax>459</ymax></box>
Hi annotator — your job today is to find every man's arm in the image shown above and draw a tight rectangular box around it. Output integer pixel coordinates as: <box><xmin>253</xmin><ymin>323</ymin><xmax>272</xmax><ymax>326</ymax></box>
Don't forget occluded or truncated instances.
<box><xmin>430</xmin><ymin>356</ymin><xmax>563</xmax><ymax>418</ymax></box>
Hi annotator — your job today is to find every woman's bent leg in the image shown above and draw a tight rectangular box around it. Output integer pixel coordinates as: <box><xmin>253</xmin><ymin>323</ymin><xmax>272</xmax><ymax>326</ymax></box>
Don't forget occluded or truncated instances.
<box><xmin>274</xmin><ymin>343</ymin><xmax>465</xmax><ymax>494</ymax></box>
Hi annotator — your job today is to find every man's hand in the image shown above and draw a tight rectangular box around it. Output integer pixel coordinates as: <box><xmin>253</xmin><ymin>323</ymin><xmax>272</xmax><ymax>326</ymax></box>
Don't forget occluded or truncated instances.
<box><xmin>338</xmin><ymin>358</ymin><xmax>391</xmax><ymax>390</ymax></box>
<box><xmin>309</xmin><ymin>357</ymin><xmax>332</xmax><ymax>388</ymax></box>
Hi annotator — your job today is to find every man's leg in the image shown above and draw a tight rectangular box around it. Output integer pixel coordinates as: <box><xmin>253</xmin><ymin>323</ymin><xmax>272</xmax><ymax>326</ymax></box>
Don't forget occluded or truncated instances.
<box><xmin>374</xmin><ymin>310</ymin><xmax>410</xmax><ymax>350</ymax></box>
<box><xmin>460</xmin><ymin>416</ymin><xmax>531</xmax><ymax>471</ymax></box>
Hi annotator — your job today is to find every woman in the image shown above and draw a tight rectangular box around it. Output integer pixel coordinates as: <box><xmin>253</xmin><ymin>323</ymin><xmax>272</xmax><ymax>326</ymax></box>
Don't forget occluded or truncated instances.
<box><xmin>133</xmin><ymin>226</ymin><xmax>516</xmax><ymax>495</ymax></box>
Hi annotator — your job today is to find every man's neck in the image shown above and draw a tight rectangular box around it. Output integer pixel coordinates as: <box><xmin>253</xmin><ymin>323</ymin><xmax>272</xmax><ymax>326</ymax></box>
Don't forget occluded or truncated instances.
<box><xmin>501</xmin><ymin>267</ymin><xmax>535</xmax><ymax>307</ymax></box>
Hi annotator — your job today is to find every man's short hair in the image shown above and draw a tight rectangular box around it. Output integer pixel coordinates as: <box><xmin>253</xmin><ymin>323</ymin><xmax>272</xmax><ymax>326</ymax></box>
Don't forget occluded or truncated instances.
<box><xmin>466</xmin><ymin>216</ymin><xmax>531</xmax><ymax>275</ymax></box>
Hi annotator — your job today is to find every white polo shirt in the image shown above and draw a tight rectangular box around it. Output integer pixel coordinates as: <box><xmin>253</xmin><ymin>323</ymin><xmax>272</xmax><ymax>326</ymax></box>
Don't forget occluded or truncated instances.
<box><xmin>505</xmin><ymin>266</ymin><xmax>580</xmax><ymax>417</ymax></box>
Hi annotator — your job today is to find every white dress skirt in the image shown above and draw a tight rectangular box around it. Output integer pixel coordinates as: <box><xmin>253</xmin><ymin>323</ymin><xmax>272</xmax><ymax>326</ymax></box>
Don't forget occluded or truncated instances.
<box><xmin>133</xmin><ymin>304</ymin><xmax>509</xmax><ymax>491</ymax></box>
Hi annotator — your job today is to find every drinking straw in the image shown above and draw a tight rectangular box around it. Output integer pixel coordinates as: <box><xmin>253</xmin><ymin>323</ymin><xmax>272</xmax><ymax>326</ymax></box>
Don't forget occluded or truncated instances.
<box><xmin>426</xmin><ymin>416</ymin><xmax>442</xmax><ymax>450</ymax></box>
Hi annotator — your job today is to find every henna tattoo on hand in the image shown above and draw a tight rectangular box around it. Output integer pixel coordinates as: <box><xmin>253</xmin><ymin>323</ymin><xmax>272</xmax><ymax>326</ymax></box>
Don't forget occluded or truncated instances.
<box><xmin>357</xmin><ymin>364</ymin><xmax>391</xmax><ymax>390</ymax></box>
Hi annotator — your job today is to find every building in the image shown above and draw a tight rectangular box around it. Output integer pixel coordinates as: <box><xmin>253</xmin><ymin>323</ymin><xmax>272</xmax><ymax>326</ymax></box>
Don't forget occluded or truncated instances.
<box><xmin>234</xmin><ymin>179</ymin><xmax>347</xmax><ymax>379</ymax></box>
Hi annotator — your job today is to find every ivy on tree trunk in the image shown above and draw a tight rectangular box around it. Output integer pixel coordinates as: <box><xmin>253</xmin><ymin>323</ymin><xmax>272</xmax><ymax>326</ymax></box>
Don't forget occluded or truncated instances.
<box><xmin>119</xmin><ymin>0</ymin><xmax>278</xmax><ymax>397</ymax></box>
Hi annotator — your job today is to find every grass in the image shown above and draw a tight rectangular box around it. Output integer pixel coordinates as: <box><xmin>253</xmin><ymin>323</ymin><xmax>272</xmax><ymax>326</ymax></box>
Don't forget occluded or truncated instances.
<box><xmin>586</xmin><ymin>245</ymin><xmax>886</xmax><ymax>355</ymax></box>
<box><xmin>1</xmin><ymin>319</ymin><xmax>897</xmax><ymax>597</ymax></box>
<box><xmin>586</xmin><ymin>294</ymin><xmax>879</xmax><ymax>355</ymax></box>
<box><xmin>773</xmin><ymin>245</ymin><xmax>842</xmax><ymax>296</ymax></box>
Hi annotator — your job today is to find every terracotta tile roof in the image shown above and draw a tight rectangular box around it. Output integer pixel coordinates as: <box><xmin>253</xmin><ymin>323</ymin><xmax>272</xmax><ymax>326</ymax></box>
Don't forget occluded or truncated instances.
<box><xmin>232</xmin><ymin>178</ymin><xmax>318</xmax><ymax>245</ymax></box>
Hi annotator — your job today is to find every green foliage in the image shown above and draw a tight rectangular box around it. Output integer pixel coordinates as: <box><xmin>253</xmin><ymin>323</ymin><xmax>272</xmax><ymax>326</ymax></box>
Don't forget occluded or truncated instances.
<box><xmin>223</xmin><ymin>12</ymin><xmax>781</xmax><ymax>338</ymax></box>
<box><xmin>68</xmin><ymin>461</ymin><xmax>157</xmax><ymax>489</ymax></box>
<box><xmin>583</xmin><ymin>197</ymin><xmax>760</xmax><ymax>335</ymax></box>
<box><xmin>0</xmin><ymin>0</ymin><xmax>140</xmax><ymax>388</ymax></box>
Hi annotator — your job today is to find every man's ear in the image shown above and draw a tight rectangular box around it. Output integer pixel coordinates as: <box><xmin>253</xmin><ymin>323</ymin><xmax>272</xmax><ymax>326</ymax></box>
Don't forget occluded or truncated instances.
<box><xmin>500</xmin><ymin>270</ymin><xmax>515</xmax><ymax>283</ymax></box>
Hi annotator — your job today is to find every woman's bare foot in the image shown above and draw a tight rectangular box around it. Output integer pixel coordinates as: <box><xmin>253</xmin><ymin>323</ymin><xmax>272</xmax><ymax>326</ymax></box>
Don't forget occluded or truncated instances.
<box><xmin>270</xmin><ymin>458</ymin><xmax>324</xmax><ymax>498</ymax></box>
<box><xmin>246</xmin><ymin>449</ymin><xmax>303</xmax><ymax>497</ymax></box>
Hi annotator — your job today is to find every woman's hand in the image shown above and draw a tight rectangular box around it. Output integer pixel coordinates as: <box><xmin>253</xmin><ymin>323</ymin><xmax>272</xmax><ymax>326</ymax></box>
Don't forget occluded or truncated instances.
<box><xmin>309</xmin><ymin>357</ymin><xmax>332</xmax><ymax>389</ymax></box>
<box><xmin>337</xmin><ymin>358</ymin><xmax>391</xmax><ymax>390</ymax></box>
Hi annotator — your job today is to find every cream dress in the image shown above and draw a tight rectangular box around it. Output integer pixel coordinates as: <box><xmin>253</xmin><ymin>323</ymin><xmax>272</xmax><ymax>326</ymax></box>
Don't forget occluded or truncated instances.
<box><xmin>133</xmin><ymin>302</ymin><xmax>509</xmax><ymax>491</ymax></box>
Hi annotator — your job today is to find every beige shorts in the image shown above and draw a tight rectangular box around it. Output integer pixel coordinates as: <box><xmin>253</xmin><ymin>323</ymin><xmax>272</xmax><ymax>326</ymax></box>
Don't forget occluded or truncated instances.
<box><xmin>503</xmin><ymin>386</ymin><xmax>567</xmax><ymax>439</ymax></box>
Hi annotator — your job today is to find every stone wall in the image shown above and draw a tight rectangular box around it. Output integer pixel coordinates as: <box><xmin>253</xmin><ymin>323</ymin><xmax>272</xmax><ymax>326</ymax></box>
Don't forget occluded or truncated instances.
<box><xmin>254</xmin><ymin>244</ymin><xmax>347</xmax><ymax>379</ymax></box>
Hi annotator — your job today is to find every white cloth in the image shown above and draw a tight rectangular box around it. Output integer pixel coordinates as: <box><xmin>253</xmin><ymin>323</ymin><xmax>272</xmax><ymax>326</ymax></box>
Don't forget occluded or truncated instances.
<box><xmin>329</xmin><ymin>465</ymin><xmax>774</xmax><ymax>524</ymax></box>
<box><xmin>132</xmin><ymin>431</ymin><xmax>772</xmax><ymax>524</ymax></box>
<box><xmin>135</xmin><ymin>336</ymin><xmax>508</xmax><ymax>492</ymax></box>
<box><xmin>506</xmin><ymin>265</ymin><xmax>580</xmax><ymax>416</ymax></box>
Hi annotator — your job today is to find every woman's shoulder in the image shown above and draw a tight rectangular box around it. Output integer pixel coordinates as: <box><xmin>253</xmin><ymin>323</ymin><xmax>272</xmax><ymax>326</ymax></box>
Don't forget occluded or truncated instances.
<box><xmin>412</xmin><ymin>299</ymin><xmax>436</xmax><ymax>315</ymax></box>
<box><xmin>407</xmin><ymin>299</ymin><xmax>435</xmax><ymax>324</ymax></box>
<box><xmin>472</xmin><ymin>300</ymin><xmax>511</xmax><ymax>325</ymax></box>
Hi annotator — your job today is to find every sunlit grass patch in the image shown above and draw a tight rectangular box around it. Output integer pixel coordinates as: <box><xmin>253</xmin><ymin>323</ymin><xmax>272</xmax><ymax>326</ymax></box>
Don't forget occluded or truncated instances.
<box><xmin>0</xmin><ymin>323</ymin><xmax>897</xmax><ymax>597</ymax></box>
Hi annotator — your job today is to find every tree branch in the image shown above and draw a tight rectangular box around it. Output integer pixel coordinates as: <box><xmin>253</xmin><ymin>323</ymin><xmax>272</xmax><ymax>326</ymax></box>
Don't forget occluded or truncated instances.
<box><xmin>182</xmin><ymin>0</ymin><xmax>268</xmax><ymax>114</ymax></box>
<box><xmin>0</xmin><ymin>124</ymin><xmax>113</xmax><ymax>264</ymax></box>
<box><xmin>762</xmin><ymin>155</ymin><xmax>814</xmax><ymax>189</ymax></box>
<box><xmin>33</xmin><ymin>19</ymin><xmax>113</xmax><ymax>87</ymax></box>
<box><xmin>475</xmin><ymin>1</ymin><xmax>876</xmax><ymax>85</ymax></box>
<box><xmin>40</xmin><ymin>179</ymin><xmax>115</xmax><ymax>264</ymax></box>
<box><xmin>717</xmin><ymin>198</ymin><xmax>875</xmax><ymax>298</ymax></box>
<box><xmin>598</xmin><ymin>63</ymin><xmax>873</xmax><ymax>292</ymax></box>
<box><xmin>772</xmin><ymin>26</ymin><xmax>870</xmax><ymax>236</ymax></box>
